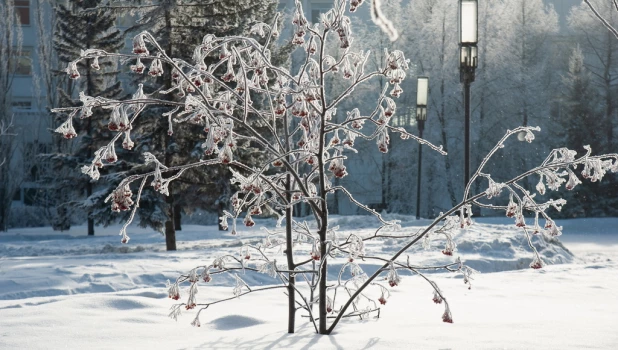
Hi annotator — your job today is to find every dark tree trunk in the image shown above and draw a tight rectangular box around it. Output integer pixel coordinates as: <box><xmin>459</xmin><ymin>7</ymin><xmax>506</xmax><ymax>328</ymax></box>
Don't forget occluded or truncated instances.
<box><xmin>285</xmin><ymin>174</ymin><xmax>296</xmax><ymax>333</ymax></box>
<box><xmin>163</xmin><ymin>7</ymin><xmax>176</xmax><ymax>252</ymax></box>
<box><xmin>86</xmin><ymin>49</ymin><xmax>94</xmax><ymax>236</ymax></box>
<box><xmin>283</xmin><ymin>109</ymin><xmax>296</xmax><ymax>333</ymax></box>
<box><xmin>165</xmin><ymin>218</ymin><xmax>177</xmax><ymax>251</ymax></box>
<box><xmin>318</xmin><ymin>222</ymin><xmax>328</xmax><ymax>334</ymax></box>
<box><xmin>174</xmin><ymin>204</ymin><xmax>181</xmax><ymax>231</ymax></box>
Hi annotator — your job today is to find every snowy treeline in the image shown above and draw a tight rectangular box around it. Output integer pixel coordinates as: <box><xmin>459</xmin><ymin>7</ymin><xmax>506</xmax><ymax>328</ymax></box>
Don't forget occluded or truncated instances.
<box><xmin>331</xmin><ymin>0</ymin><xmax>618</xmax><ymax>218</ymax></box>
<box><xmin>2</xmin><ymin>0</ymin><xmax>618</xmax><ymax>234</ymax></box>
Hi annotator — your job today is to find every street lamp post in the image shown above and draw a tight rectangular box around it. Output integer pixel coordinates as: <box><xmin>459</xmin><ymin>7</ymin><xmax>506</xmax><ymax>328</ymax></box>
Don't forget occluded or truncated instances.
<box><xmin>415</xmin><ymin>76</ymin><xmax>428</xmax><ymax>220</ymax></box>
<box><xmin>459</xmin><ymin>0</ymin><xmax>478</xmax><ymax>192</ymax></box>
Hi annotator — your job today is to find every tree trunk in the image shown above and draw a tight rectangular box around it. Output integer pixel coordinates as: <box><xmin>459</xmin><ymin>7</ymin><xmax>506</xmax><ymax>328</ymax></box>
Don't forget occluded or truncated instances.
<box><xmin>165</xmin><ymin>219</ymin><xmax>177</xmax><ymax>251</ymax></box>
<box><xmin>381</xmin><ymin>152</ymin><xmax>389</xmax><ymax>210</ymax></box>
<box><xmin>318</xmin><ymin>218</ymin><xmax>328</xmax><ymax>334</ymax></box>
<box><xmin>86</xmin><ymin>49</ymin><xmax>94</xmax><ymax>236</ymax></box>
<box><xmin>164</xmin><ymin>160</ymin><xmax>176</xmax><ymax>250</ymax></box>
<box><xmin>174</xmin><ymin>204</ymin><xmax>181</xmax><ymax>231</ymax></box>
<box><xmin>285</xmin><ymin>174</ymin><xmax>296</xmax><ymax>333</ymax></box>
<box><xmin>163</xmin><ymin>6</ymin><xmax>176</xmax><ymax>252</ymax></box>
<box><xmin>86</xmin><ymin>175</ymin><xmax>94</xmax><ymax>236</ymax></box>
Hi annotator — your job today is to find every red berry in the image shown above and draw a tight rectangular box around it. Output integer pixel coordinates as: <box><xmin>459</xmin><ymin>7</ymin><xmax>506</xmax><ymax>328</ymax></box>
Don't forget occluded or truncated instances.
<box><xmin>108</xmin><ymin>122</ymin><xmax>119</xmax><ymax>131</ymax></box>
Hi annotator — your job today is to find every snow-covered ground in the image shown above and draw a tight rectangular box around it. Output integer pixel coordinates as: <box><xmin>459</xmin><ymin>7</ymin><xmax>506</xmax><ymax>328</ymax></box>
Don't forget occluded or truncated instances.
<box><xmin>0</xmin><ymin>216</ymin><xmax>617</xmax><ymax>349</ymax></box>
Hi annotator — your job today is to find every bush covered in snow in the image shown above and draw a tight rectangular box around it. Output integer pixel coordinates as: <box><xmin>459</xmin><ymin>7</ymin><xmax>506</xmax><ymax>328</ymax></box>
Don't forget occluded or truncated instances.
<box><xmin>52</xmin><ymin>0</ymin><xmax>618</xmax><ymax>335</ymax></box>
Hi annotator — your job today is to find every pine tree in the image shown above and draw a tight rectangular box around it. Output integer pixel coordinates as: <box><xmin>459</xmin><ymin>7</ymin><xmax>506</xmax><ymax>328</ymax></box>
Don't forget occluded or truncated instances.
<box><xmin>47</xmin><ymin>0</ymin><xmax>124</xmax><ymax>234</ymax></box>
<box><xmin>558</xmin><ymin>45</ymin><xmax>618</xmax><ymax>216</ymax></box>
<box><xmin>566</xmin><ymin>1</ymin><xmax>618</xmax><ymax>216</ymax></box>
<box><xmin>93</xmin><ymin>0</ymin><xmax>280</xmax><ymax>249</ymax></box>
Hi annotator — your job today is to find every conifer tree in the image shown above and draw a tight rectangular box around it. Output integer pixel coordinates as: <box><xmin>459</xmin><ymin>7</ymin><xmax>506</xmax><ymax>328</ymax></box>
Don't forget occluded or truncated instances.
<box><xmin>48</xmin><ymin>0</ymin><xmax>124</xmax><ymax>234</ymax></box>
<box><xmin>91</xmin><ymin>0</ymin><xmax>280</xmax><ymax>249</ymax></box>
<box><xmin>558</xmin><ymin>45</ymin><xmax>618</xmax><ymax>216</ymax></box>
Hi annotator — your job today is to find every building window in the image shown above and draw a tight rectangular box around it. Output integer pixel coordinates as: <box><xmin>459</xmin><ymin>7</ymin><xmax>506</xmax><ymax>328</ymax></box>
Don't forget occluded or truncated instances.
<box><xmin>11</xmin><ymin>48</ymin><xmax>32</xmax><ymax>75</ymax></box>
<box><xmin>311</xmin><ymin>2</ymin><xmax>332</xmax><ymax>23</ymax></box>
<box><xmin>391</xmin><ymin>114</ymin><xmax>416</xmax><ymax>128</ymax></box>
<box><xmin>14</xmin><ymin>0</ymin><xmax>30</xmax><ymax>26</ymax></box>
<box><xmin>11</xmin><ymin>100</ymin><xmax>32</xmax><ymax>110</ymax></box>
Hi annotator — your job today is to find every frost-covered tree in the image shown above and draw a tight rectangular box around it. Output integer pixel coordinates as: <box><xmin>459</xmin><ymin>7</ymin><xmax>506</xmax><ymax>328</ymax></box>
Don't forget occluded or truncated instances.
<box><xmin>52</xmin><ymin>0</ymin><xmax>618</xmax><ymax>335</ymax></box>
<box><xmin>561</xmin><ymin>46</ymin><xmax>602</xmax><ymax>157</ymax></box>
<box><xmin>0</xmin><ymin>117</ymin><xmax>14</xmax><ymax>168</ymax></box>
<box><xmin>571</xmin><ymin>1</ymin><xmax>618</xmax><ymax>151</ymax></box>
<box><xmin>0</xmin><ymin>0</ymin><xmax>23</xmax><ymax>231</ymax></box>
<box><xmin>564</xmin><ymin>0</ymin><xmax>618</xmax><ymax>216</ymax></box>
<box><xmin>473</xmin><ymin>0</ymin><xmax>559</xmax><ymax>201</ymax></box>
<box><xmin>405</xmin><ymin>0</ymin><xmax>461</xmax><ymax>211</ymax></box>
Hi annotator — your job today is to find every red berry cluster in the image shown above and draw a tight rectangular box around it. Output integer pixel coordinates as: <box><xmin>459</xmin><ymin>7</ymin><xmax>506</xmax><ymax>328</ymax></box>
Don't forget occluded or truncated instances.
<box><xmin>111</xmin><ymin>185</ymin><xmax>134</xmax><ymax>212</ymax></box>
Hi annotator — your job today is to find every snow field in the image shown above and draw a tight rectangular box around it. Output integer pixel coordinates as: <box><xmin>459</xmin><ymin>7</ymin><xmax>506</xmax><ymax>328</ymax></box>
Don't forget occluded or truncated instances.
<box><xmin>0</xmin><ymin>217</ymin><xmax>616</xmax><ymax>349</ymax></box>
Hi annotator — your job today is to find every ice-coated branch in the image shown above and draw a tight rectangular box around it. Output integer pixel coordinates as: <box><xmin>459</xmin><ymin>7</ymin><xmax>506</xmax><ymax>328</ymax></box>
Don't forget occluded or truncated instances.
<box><xmin>464</xmin><ymin>126</ymin><xmax>540</xmax><ymax>201</ymax></box>
<box><xmin>583</xmin><ymin>0</ymin><xmax>618</xmax><ymax>40</ymax></box>
<box><xmin>370</xmin><ymin>0</ymin><xmax>399</xmax><ymax>41</ymax></box>
<box><xmin>328</xmin><ymin>126</ymin><xmax>618</xmax><ymax>332</ymax></box>
<box><xmin>330</xmin><ymin>185</ymin><xmax>400</xmax><ymax>229</ymax></box>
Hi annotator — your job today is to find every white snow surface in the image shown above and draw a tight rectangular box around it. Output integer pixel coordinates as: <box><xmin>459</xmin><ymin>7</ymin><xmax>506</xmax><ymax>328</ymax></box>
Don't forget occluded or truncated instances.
<box><xmin>0</xmin><ymin>216</ymin><xmax>617</xmax><ymax>349</ymax></box>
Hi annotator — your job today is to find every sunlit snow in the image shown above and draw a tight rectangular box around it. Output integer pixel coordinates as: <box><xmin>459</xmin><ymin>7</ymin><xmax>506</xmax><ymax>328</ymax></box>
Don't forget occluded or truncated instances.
<box><xmin>0</xmin><ymin>217</ymin><xmax>616</xmax><ymax>349</ymax></box>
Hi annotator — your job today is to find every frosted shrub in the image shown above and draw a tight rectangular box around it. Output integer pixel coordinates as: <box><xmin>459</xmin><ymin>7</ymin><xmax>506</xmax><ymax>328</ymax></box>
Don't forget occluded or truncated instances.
<box><xmin>52</xmin><ymin>0</ymin><xmax>618</xmax><ymax>335</ymax></box>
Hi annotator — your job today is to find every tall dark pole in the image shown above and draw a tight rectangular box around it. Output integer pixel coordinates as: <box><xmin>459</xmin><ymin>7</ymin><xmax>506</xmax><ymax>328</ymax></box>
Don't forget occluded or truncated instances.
<box><xmin>416</xmin><ymin>120</ymin><xmax>424</xmax><ymax>220</ymax></box>
<box><xmin>463</xmin><ymin>77</ymin><xmax>471</xmax><ymax>189</ymax></box>
<box><xmin>459</xmin><ymin>0</ymin><xmax>478</xmax><ymax>195</ymax></box>
<box><xmin>415</xmin><ymin>77</ymin><xmax>428</xmax><ymax>220</ymax></box>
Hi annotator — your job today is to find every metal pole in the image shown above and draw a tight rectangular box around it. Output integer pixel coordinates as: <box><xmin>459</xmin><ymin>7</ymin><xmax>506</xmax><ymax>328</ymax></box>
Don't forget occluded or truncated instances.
<box><xmin>416</xmin><ymin>121</ymin><xmax>424</xmax><ymax>220</ymax></box>
<box><xmin>464</xmin><ymin>78</ymin><xmax>471</xmax><ymax>191</ymax></box>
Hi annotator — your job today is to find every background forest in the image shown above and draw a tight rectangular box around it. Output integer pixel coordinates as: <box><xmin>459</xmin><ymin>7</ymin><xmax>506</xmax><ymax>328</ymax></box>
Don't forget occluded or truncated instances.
<box><xmin>2</xmin><ymin>0</ymin><xmax>617</xmax><ymax>235</ymax></box>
